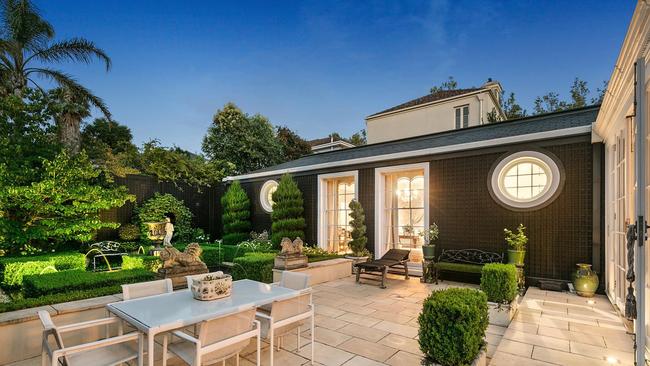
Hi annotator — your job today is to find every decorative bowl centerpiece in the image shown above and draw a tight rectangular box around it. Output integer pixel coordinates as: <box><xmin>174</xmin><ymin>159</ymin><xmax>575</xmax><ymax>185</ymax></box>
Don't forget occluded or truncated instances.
<box><xmin>190</xmin><ymin>272</ymin><xmax>232</xmax><ymax>301</ymax></box>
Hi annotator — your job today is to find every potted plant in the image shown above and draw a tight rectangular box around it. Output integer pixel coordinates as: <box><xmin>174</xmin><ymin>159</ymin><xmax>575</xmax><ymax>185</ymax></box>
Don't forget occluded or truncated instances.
<box><xmin>345</xmin><ymin>200</ymin><xmax>371</xmax><ymax>268</ymax></box>
<box><xmin>420</xmin><ymin>223</ymin><xmax>439</xmax><ymax>260</ymax></box>
<box><xmin>190</xmin><ymin>271</ymin><xmax>233</xmax><ymax>301</ymax></box>
<box><xmin>480</xmin><ymin>263</ymin><xmax>519</xmax><ymax>326</ymax></box>
<box><xmin>504</xmin><ymin>224</ymin><xmax>527</xmax><ymax>266</ymax></box>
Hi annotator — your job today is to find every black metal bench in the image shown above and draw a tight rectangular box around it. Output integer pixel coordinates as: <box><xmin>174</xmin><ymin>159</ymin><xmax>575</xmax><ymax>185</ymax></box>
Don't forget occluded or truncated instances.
<box><xmin>355</xmin><ymin>249</ymin><xmax>410</xmax><ymax>288</ymax></box>
<box><xmin>435</xmin><ymin>249</ymin><xmax>503</xmax><ymax>284</ymax></box>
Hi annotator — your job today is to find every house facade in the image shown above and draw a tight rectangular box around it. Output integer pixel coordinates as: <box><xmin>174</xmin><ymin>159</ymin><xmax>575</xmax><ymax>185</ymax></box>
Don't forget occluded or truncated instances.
<box><xmin>225</xmin><ymin>106</ymin><xmax>602</xmax><ymax>287</ymax></box>
<box><xmin>365</xmin><ymin>81</ymin><xmax>504</xmax><ymax>144</ymax></box>
<box><xmin>595</xmin><ymin>1</ymin><xmax>650</xmax><ymax>359</ymax></box>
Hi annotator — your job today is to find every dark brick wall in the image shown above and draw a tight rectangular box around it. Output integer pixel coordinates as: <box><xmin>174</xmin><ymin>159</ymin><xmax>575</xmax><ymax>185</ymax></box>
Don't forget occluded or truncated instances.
<box><xmin>237</xmin><ymin>136</ymin><xmax>596</xmax><ymax>282</ymax></box>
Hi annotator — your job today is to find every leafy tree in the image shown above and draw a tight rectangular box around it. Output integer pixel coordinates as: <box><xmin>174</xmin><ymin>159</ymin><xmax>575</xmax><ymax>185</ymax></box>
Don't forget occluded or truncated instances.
<box><xmin>141</xmin><ymin>140</ymin><xmax>230</xmax><ymax>187</ymax></box>
<box><xmin>533</xmin><ymin>77</ymin><xmax>598</xmax><ymax>114</ymax></box>
<box><xmin>48</xmin><ymin>86</ymin><xmax>92</xmax><ymax>154</ymax></box>
<box><xmin>221</xmin><ymin>181</ymin><xmax>251</xmax><ymax>245</ymax></box>
<box><xmin>270</xmin><ymin>174</ymin><xmax>305</xmax><ymax>246</ymax></box>
<box><xmin>501</xmin><ymin>92</ymin><xmax>527</xmax><ymax>119</ymax></box>
<box><xmin>0</xmin><ymin>88</ymin><xmax>58</xmax><ymax>185</ymax></box>
<box><xmin>202</xmin><ymin>103</ymin><xmax>282</xmax><ymax>175</ymax></box>
<box><xmin>0</xmin><ymin>151</ymin><xmax>134</xmax><ymax>254</ymax></box>
<box><xmin>0</xmin><ymin>0</ymin><xmax>113</xmax><ymax>147</ymax></box>
<box><xmin>430</xmin><ymin>76</ymin><xmax>458</xmax><ymax>94</ymax></box>
<box><xmin>82</xmin><ymin>118</ymin><xmax>138</xmax><ymax>159</ymax></box>
<box><xmin>348</xmin><ymin>129</ymin><xmax>367</xmax><ymax>146</ymax></box>
<box><xmin>135</xmin><ymin>193</ymin><xmax>193</xmax><ymax>243</ymax></box>
<box><xmin>348</xmin><ymin>200</ymin><xmax>368</xmax><ymax>256</ymax></box>
<box><xmin>276</xmin><ymin>126</ymin><xmax>311</xmax><ymax>161</ymax></box>
<box><xmin>591</xmin><ymin>80</ymin><xmax>608</xmax><ymax>104</ymax></box>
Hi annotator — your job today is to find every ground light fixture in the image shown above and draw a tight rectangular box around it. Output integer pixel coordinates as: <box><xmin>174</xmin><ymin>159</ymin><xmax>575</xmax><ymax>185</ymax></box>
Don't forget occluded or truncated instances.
<box><xmin>606</xmin><ymin>356</ymin><xmax>619</xmax><ymax>364</ymax></box>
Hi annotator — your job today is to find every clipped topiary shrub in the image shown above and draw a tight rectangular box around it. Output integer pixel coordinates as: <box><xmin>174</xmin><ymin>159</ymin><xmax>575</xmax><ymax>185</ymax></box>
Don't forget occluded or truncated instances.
<box><xmin>122</xmin><ymin>255</ymin><xmax>162</xmax><ymax>272</ymax></box>
<box><xmin>0</xmin><ymin>252</ymin><xmax>86</xmax><ymax>288</ymax></box>
<box><xmin>348</xmin><ymin>200</ymin><xmax>368</xmax><ymax>256</ymax></box>
<box><xmin>118</xmin><ymin>223</ymin><xmax>141</xmax><ymax>241</ymax></box>
<box><xmin>418</xmin><ymin>288</ymin><xmax>488</xmax><ymax>366</ymax></box>
<box><xmin>1</xmin><ymin>260</ymin><xmax>55</xmax><ymax>288</ymax></box>
<box><xmin>480</xmin><ymin>263</ymin><xmax>518</xmax><ymax>304</ymax></box>
<box><xmin>135</xmin><ymin>193</ymin><xmax>193</xmax><ymax>242</ymax></box>
<box><xmin>232</xmin><ymin>252</ymin><xmax>276</xmax><ymax>283</ymax></box>
<box><xmin>270</xmin><ymin>174</ymin><xmax>305</xmax><ymax>246</ymax></box>
<box><xmin>221</xmin><ymin>181</ymin><xmax>251</xmax><ymax>245</ymax></box>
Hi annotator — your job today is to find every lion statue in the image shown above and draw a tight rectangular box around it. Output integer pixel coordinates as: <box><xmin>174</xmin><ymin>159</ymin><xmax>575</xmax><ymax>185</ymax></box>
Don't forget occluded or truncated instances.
<box><xmin>160</xmin><ymin>243</ymin><xmax>203</xmax><ymax>268</ymax></box>
<box><xmin>280</xmin><ymin>237</ymin><xmax>303</xmax><ymax>256</ymax></box>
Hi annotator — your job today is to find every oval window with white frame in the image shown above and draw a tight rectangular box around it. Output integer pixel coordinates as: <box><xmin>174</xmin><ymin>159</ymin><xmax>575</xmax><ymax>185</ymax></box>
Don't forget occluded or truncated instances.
<box><xmin>490</xmin><ymin>151</ymin><xmax>562</xmax><ymax>210</ymax></box>
<box><xmin>260</xmin><ymin>180</ymin><xmax>278</xmax><ymax>213</ymax></box>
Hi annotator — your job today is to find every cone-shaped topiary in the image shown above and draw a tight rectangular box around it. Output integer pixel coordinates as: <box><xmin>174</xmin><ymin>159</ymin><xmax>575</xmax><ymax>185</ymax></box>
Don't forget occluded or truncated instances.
<box><xmin>270</xmin><ymin>174</ymin><xmax>305</xmax><ymax>246</ymax></box>
<box><xmin>348</xmin><ymin>199</ymin><xmax>368</xmax><ymax>256</ymax></box>
<box><xmin>221</xmin><ymin>180</ymin><xmax>252</xmax><ymax>245</ymax></box>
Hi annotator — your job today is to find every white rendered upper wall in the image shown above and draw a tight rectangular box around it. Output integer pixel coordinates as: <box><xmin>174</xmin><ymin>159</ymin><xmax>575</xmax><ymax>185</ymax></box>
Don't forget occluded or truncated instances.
<box><xmin>365</xmin><ymin>85</ymin><xmax>503</xmax><ymax>144</ymax></box>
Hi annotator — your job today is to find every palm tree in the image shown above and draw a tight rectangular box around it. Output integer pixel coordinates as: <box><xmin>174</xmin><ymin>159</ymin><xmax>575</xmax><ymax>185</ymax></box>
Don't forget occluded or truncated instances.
<box><xmin>49</xmin><ymin>86</ymin><xmax>90</xmax><ymax>154</ymax></box>
<box><xmin>0</xmin><ymin>0</ymin><xmax>112</xmax><ymax>151</ymax></box>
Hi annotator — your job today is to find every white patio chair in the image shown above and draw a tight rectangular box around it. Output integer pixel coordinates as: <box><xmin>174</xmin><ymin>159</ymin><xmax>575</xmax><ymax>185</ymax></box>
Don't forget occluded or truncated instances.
<box><xmin>259</xmin><ymin>271</ymin><xmax>311</xmax><ymax>313</ymax></box>
<box><xmin>38</xmin><ymin>310</ymin><xmax>143</xmax><ymax>366</ymax></box>
<box><xmin>256</xmin><ymin>292</ymin><xmax>314</xmax><ymax>366</ymax></box>
<box><xmin>122</xmin><ymin>278</ymin><xmax>173</xmax><ymax>300</ymax></box>
<box><xmin>161</xmin><ymin>307</ymin><xmax>261</xmax><ymax>366</ymax></box>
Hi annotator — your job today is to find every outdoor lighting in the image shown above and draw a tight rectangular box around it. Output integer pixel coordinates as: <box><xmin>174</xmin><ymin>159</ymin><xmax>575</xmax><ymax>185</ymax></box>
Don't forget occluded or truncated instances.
<box><xmin>606</xmin><ymin>356</ymin><xmax>619</xmax><ymax>364</ymax></box>
<box><xmin>587</xmin><ymin>299</ymin><xmax>596</xmax><ymax>305</ymax></box>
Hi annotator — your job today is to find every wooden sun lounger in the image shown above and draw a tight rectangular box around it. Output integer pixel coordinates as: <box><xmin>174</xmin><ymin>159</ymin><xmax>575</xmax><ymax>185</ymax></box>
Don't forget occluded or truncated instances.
<box><xmin>354</xmin><ymin>249</ymin><xmax>411</xmax><ymax>288</ymax></box>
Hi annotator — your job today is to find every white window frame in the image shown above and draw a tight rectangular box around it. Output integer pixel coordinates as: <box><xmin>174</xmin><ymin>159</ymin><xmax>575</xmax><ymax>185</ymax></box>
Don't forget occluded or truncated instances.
<box><xmin>317</xmin><ymin>171</ymin><xmax>359</xmax><ymax>251</ymax></box>
<box><xmin>455</xmin><ymin>105</ymin><xmax>469</xmax><ymax>129</ymax></box>
<box><xmin>374</xmin><ymin>162</ymin><xmax>430</xmax><ymax>260</ymax></box>
<box><xmin>259</xmin><ymin>180</ymin><xmax>278</xmax><ymax>213</ymax></box>
<box><xmin>490</xmin><ymin>151</ymin><xmax>561</xmax><ymax>209</ymax></box>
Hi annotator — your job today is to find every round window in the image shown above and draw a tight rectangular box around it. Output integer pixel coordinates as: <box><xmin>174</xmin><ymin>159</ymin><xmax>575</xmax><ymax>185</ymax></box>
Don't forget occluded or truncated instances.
<box><xmin>490</xmin><ymin>151</ymin><xmax>562</xmax><ymax>210</ymax></box>
<box><xmin>260</xmin><ymin>180</ymin><xmax>278</xmax><ymax>213</ymax></box>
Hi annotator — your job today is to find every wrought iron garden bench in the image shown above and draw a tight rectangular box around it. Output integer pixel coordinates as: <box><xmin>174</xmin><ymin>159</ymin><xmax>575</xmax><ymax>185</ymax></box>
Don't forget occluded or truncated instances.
<box><xmin>435</xmin><ymin>249</ymin><xmax>504</xmax><ymax>284</ymax></box>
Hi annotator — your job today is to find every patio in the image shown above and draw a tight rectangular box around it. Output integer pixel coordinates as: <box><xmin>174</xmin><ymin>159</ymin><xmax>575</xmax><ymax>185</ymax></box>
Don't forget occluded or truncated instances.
<box><xmin>5</xmin><ymin>273</ymin><xmax>634</xmax><ymax>366</ymax></box>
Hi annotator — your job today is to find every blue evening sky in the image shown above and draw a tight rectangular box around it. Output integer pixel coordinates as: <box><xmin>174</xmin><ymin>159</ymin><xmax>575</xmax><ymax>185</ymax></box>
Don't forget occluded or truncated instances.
<box><xmin>36</xmin><ymin>1</ymin><xmax>635</xmax><ymax>153</ymax></box>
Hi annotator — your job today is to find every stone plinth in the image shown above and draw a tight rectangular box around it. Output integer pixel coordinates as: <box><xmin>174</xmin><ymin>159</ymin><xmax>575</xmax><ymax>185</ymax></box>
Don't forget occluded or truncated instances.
<box><xmin>157</xmin><ymin>262</ymin><xmax>208</xmax><ymax>289</ymax></box>
<box><xmin>274</xmin><ymin>254</ymin><xmax>308</xmax><ymax>270</ymax></box>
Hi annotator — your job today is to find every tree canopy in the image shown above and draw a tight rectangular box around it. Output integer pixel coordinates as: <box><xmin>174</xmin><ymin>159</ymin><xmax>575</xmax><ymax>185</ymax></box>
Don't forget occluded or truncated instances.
<box><xmin>276</xmin><ymin>126</ymin><xmax>312</xmax><ymax>161</ymax></box>
<box><xmin>430</xmin><ymin>76</ymin><xmax>458</xmax><ymax>94</ymax></box>
<box><xmin>533</xmin><ymin>77</ymin><xmax>606</xmax><ymax>114</ymax></box>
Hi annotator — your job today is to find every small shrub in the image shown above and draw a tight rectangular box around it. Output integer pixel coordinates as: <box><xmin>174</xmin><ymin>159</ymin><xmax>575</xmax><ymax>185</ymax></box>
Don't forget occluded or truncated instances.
<box><xmin>237</xmin><ymin>231</ymin><xmax>273</xmax><ymax>252</ymax></box>
<box><xmin>122</xmin><ymin>255</ymin><xmax>162</xmax><ymax>272</ymax></box>
<box><xmin>118</xmin><ymin>224</ymin><xmax>141</xmax><ymax>241</ymax></box>
<box><xmin>418</xmin><ymin>288</ymin><xmax>488</xmax><ymax>366</ymax></box>
<box><xmin>232</xmin><ymin>252</ymin><xmax>276</xmax><ymax>283</ymax></box>
<box><xmin>270</xmin><ymin>174</ymin><xmax>306</xmax><ymax>246</ymax></box>
<box><xmin>504</xmin><ymin>223</ymin><xmax>527</xmax><ymax>251</ymax></box>
<box><xmin>23</xmin><ymin>268</ymin><xmax>155</xmax><ymax>298</ymax></box>
<box><xmin>135</xmin><ymin>193</ymin><xmax>193</xmax><ymax>242</ymax></box>
<box><xmin>200</xmin><ymin>246</ymin><xmax>222</xmax><ymax>268</ymax></box>
<box><xmin>1</xmin><ymin>260</ymin><xmax>55</xmax><ymax>288</ymax></box>
<box><xmin>221</xmin><ymin>181</ymin><xmax>251</xmax><ymax>245</ymax></box>
<box><xmin>480</xmin><ymin>263</ymin><xmax>518</xmax><ymax>304</ymax></box>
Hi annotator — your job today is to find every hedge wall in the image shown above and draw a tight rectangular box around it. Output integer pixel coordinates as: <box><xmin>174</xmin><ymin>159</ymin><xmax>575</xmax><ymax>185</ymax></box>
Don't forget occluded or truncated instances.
<box><xmin>23</xmin><ymin>269</ymin><xmax>155</xmax><ymax>298</ymax></box>
<box><xmin>232</xmin><ymin>253</ymin><xmax>276</xmax><ymax>283</ymax></box>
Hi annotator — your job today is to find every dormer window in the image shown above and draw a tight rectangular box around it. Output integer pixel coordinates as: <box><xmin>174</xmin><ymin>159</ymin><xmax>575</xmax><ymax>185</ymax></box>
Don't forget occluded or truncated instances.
<box><xmin>455</xmin><ymin>105</ymin><xmax>469</xmax><ymax>129</ymax></box>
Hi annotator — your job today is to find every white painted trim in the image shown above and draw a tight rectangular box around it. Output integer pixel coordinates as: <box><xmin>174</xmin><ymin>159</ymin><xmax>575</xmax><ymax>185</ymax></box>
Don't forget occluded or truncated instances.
<box><xmin>316</xmin><ymin>171</ymin><xmax>359</xmax><ymax>251</ymax></box>
<box><xmin>311</xmin><ymin>140</ymin><xmax>355</xmax><ymax>151</ymax></box>
<box><xmin>224</xmin><ymin>125</ymin><xmax>592</xmax><ymax>181</ymax></box>
<box><xmin>374</xmin><ymin>163</ymin><xmax>429</xmax><ymax>260</ymax></box>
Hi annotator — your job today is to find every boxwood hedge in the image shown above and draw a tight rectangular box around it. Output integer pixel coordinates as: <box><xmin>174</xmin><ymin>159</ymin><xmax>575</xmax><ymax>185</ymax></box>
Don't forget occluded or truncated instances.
<box><xmin>0</xmin><ymin>252</ymin><xmax>86</xmax><ymax>288</ymax></box>
<box><xmin>232</xmin><ymin>252</ymin><xmax>276</xmax><ymax>283</ymax></box>
<box><xmin>23</xmin><ymin>269</ymin><xmax>155</xmax><ymax>298</ymax></box>
<box><xmin>418</xmin><ymin>288</ymin><xmax>488</xmax><ymax>366</ymax></box>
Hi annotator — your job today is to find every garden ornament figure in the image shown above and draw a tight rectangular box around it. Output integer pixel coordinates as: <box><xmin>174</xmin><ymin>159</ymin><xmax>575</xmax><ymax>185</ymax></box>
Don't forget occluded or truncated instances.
<box><xmin>163</xmin><ymin>216</ymin><xmax>174</xmax><ymax>246</ymax></box>
<box><xmin>280</xmin><ymin>237</ymin><xmax>303</xmax><ymax>255</ymax></box>
<box><xmin>160</xmin><ymin>242</ymin><xmax>203</xmax><ymax>269</ymax></box>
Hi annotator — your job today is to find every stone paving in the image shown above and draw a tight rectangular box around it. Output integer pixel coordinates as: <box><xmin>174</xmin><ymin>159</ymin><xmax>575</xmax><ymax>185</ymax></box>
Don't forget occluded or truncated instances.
<box><xmin>490</xmin><ymin>287</ymin><xmax>635</xmax><ymax>366</ymax></box>
<box><xmin>8</xmin><ymin>275</ymin><xmax>634</xmax><ymax>366</ymax></box>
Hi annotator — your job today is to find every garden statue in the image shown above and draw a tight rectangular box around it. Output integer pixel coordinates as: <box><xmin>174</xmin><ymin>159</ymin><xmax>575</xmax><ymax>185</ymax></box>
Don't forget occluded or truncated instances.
<box><xmin>275</xmin><ymin>237</ymin><xmax>308</xmax><ymax>270</ymax></box>
<box><xmin>145</xmin><ymin>221</ymin><xmax>166</xmax><ymax>256</ymax></box>
<box><xmin>163</xmin><ymin>216</ymin><xmax>174</xmax><ymax>246</ymax></box>
<box><xmin>280</xmin><ymin>237</ymin><xmax>303</xmax><ymax>255</ymax></box>
<box><xmin>157</xmin><ymin>242</ymin><xmax>208</xmax><ymax>288</ymax></box>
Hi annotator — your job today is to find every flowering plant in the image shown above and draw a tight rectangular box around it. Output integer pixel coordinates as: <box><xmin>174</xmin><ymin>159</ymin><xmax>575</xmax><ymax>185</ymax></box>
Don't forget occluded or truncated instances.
<box><xmin>419</xmin><ymin>223</ymin><xmax>440</xmax><ymax>245</ymax></box>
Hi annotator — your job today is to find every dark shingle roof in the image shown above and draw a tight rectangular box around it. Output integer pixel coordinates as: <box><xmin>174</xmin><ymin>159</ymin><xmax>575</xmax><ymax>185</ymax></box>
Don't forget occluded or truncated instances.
<box><xmin>234</xmin><ymin>106</ymin><xmax>598</xmax><ymax>178</ymax></box>
<box><xmin>367</xmin><ymin>88</ymin><xmax>481</xmax><ymax>118</ymax></box>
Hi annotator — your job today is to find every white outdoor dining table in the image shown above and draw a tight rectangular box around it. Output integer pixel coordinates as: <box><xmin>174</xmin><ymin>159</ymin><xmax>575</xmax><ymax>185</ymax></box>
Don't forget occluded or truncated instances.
<box><xmin>106</xmin><ymin>279</ymin><xmax>300</xmax><ymax>366</ymax></box>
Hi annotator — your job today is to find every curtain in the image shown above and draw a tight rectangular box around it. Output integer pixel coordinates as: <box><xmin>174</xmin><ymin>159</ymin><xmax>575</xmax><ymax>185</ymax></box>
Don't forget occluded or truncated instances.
<box><xmin>326</xmin><ymin>179</ymin><xmax>338</xmax><ymax>252</ymax></box>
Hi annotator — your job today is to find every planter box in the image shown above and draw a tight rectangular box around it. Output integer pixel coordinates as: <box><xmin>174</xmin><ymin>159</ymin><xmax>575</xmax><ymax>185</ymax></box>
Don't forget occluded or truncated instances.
<box><xmin>273</xmin><ymin>258</ymin><xmax>352</xmax><ymax>285</ymax></box>
<box><xmin>487</xmin><ymin>297</ymin><xmax>519</xmax><ymax>327</ymax></box>
<box><xmin>428</xmin><ymin>346</ymin><xmax>486</xmax><ymax>366</ymax></box>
